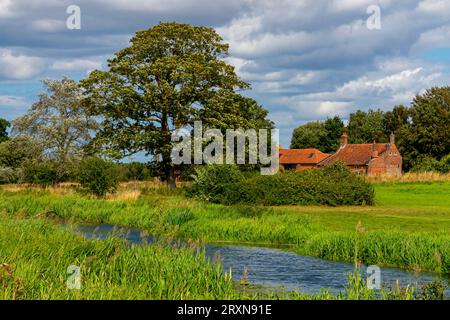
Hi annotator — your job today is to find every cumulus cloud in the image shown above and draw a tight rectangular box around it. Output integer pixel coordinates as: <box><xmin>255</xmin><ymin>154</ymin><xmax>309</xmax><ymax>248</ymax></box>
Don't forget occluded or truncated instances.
<box><xmin>0</xmin><ymin>50</ymin><xmax>47</xmax><ymax>80</ymax></box>
<box><xmin>0</xmin><ymin>0</ymin><xmax>450</xmax><ymax>146</ymax></box>
<box><xmin>50</xmin><ymin>58</ymin><xmax>104</xmax><ymax>72</ymax></box>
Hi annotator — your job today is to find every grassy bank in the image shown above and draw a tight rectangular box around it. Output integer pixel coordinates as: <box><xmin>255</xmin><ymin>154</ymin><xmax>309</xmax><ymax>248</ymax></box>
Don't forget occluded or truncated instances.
<box><xmin>0</xmin><ymin>181</ymin><xmax>449</xmax><ymax>274</ymax></box>
<box><xmin>2</xmin><ymin>216</ymin><xmax>434</xmax><ymax>300</ymax></box>
<box><xmin>0</xmin><ymin>217</ymin><xmax>240</xmax><ymax>299</ymax></box>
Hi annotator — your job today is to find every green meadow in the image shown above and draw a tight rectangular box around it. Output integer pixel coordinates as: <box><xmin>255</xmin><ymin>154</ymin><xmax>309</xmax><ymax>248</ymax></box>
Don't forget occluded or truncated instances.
<box><xmin>0</xmin><ymin>180</ymin><xmax>449</xmax><ymax>276</ymax></box>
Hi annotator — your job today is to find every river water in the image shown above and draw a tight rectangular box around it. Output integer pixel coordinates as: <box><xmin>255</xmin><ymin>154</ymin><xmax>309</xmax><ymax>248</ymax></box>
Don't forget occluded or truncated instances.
<box><xmin>75</xmin><ymin>224</ymin><xmax>447</xmax><ymax>295</ymax></box>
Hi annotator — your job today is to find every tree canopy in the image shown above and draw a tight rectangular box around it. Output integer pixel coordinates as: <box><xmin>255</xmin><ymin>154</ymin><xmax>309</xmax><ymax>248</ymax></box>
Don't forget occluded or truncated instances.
<box><xmin>290</xmin><ymin>116</ymin><xmax>344</xmax><ymax>153</ymax></box>
<box><xmin>13</xmin><ymin>77</ymin><xmax>98</xmax><ymax>181</ymax></box>
<box><xmin>81</xmin><ymin>22</ymin><xmax>272</xmax><ymax>187</ymax></box>
<box><xmin>0</xmin><ymin>118</ymin><xmax>10</xmax><ymax>143</ymax></box>
<box><xmin>347</xmin><ymin>109</ymin><xmax>386</xmax><ymax>144</ymax></box>
<box><xmin>400</xmin><ymin>87</ymin><xmax>450</xmax><ymax>169</ymax></box>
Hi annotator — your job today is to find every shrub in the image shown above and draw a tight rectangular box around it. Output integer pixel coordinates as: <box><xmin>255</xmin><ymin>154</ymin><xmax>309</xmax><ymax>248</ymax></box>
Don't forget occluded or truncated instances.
<box><xmin>77</xmin><ymin>157</ymin><xmax>119</xmax><ymax>196</ymax></box>
<box><xmin>186</xmin><ymin>165</ymin><xmax>244</xmax><ymax>202</ymax></box>
<box><xmin>20</xmin><ymin>160</ymin><xmax>58</xmax><ymax>186</ymax></box>
<box><xmin>0</xmin><ymin>167</ymin><xmax>18</xmax><ymax>184</ymax></box>
<box><xmin>411</xmin><ymin>154</ymin><xmax>450</xmax><ymax>174</ymax></box>
<box><xmin>188</xmin><ymin>163</ymin><xmax>374</xmax><ymax>206</ymax></box>
<box><xmin>118</xmin><ymin>162</ymin><xmax>152</xmax><ymax>181</ymax></box>
<box><xmin>439</xmin><ymin>154</ymin><xmax>450</xmax><ymax>173</ymax></box>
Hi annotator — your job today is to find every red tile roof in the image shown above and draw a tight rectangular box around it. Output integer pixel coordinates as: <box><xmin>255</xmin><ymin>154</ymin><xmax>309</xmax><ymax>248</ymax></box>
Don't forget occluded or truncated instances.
<box><xmin>318</xmin><ymin>143</ymin><xmax>390</xmax><ymax>166</ymax></box>
<box><xmin>279</xmin><ymin>148</ymin><xmax>330</xmax><ymax>165</ymax></box>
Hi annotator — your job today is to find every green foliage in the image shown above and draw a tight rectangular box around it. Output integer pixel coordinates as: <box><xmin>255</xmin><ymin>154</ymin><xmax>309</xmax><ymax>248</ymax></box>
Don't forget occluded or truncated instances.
<box><xmin>400</xmin><ymin>87</ymin><xmax>450</xmax><ymax>170</ymax></box>
<box><xmin>12</xmin><ymin>77</ymin><xmax>98</xmax><ymax>181</ymax></box>
<box><xmin>20</xmin><ymin>161</ymin><xmax>58</xmax><ymax>186</ymax></box>
<box><xmin>383</xmin><ymin>105</ymin><xmax>409</xmax><ymax>135</ymax></box>
<box><xmin>0</xmin><ymin>118</ymin><xmax>10</xmax><ymax>143</ymax></box>
<box><xmin>187</xmin><ymin>165</ymin><xmax>244</xmax><ymax>202</ymax></box>
<box><xmin>0</xmin><ymin>217</ymin><xmax>237</xmax><ymax>300</ymax></box>
<box><xmin>189</xmin><ymin>163</ymin><xmax>374</xmax><ymax>206</ymax></box>
<box><xmin>416</xmin><ymin>278</ymin><xmax>448</xmax><ymax>300</ymax></box>
<box><xmin>0</xmin><ymin>167</ymin><xmax>18</xmax><ymax>184</ymax></box>
<box><xmin>0</xmin><ymin>136</ymin><xmax>43</xmax><ymax>169</ymax></box>
<box><xmin>411</xmin><ymin>154</ymin><xmax>450</xmax><ymax>173</ymax></box>
<box><xmin>290</xmin><ymin>121</ymin><xmax>326</xmax><ymax>149</ymax></box>
<box><xmin>0</xmin><ymin>181</ymin><xmax>448</xmax><ymax>275</ymax></box>
<box><xmin>77</xmin><ymin>157</ymin><xmax>119</xmax><ymax>196</ymax></box>
<box><xmin>347</xmin><ymin>109</ymin><xmax>386</xmax><ymax>144</ymax></box>
<box><xmin>164</xmin><ymin>208</ymin><xmax>195</xmax><ymax>226</ymax></box>
<box><xmin>118</xmin><ymin>162</ymin><xmax>152</xmax><ymax>181</ymax></box>
<box><xmin>290</xmin><ymin>117</ymin><xmax>344</xmax><ymax>153</ymax></box>
<box><xmin>80</xmin><ymin>22</ymin><xmax>270</xmax><ymax>188</ymax></box>
<box><xmin>323</xmin><ymin>116</ymin><xmax>345</xmax><ymax>152</ymax></box>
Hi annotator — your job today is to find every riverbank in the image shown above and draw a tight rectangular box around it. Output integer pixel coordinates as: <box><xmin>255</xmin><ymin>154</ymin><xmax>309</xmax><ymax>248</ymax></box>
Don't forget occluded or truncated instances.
<box><xmin>0</xmin><ymin>216</ymin><xmax>437</xmax><ymax>299</ymax></box>
<box><xmin>0</xmin><ymin>181</ymin><xmax>449</xmax><ymax>275</ymax></box>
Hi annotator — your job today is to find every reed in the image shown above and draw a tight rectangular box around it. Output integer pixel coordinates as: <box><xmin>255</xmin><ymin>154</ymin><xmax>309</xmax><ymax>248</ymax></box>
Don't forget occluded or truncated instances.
<box><xmin>0</xmin><ymin>181</ymin><xmax>449</xmax><ymax>275</ymax></box>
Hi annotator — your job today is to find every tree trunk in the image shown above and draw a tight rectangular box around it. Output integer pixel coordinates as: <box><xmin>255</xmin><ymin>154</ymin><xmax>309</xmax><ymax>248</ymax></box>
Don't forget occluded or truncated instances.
<box><xmin>167</xmin><ymin>167</ymin><xmax>177</xmax><ymax>189</ymax></box>
<box><xmin>161</xmin><ymin>111</ymin><xmax>177</xmax><ymax>189</ymax></box>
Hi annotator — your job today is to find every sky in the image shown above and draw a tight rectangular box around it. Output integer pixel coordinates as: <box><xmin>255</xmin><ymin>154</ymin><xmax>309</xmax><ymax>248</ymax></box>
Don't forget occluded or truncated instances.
<box><xmin>1</xmin><ymin>0</ymin><xmax>450</xmax><ymax>153</ymax></box>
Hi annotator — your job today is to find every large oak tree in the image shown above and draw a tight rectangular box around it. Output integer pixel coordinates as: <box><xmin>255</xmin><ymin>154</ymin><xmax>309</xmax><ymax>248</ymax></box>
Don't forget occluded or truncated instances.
<box><xmin>81</xmin><ymin>22</ymin><xmax>271</xmax><ymax>188</ymax></box>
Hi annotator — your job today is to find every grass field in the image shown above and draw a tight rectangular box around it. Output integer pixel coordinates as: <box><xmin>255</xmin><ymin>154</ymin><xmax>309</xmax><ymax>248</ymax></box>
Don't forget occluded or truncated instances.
<box><xmin>0</xmin><ymin>181</ymin><xmax>449</xmax><ymax>274</ymax></box>
<box><xmin>0</xmin><ymin>180</ymin><xmax>448</xmax><ymax>299</ymax></box>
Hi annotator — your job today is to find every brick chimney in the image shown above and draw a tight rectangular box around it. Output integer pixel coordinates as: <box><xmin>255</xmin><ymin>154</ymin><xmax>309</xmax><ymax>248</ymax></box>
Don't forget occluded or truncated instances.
<box><xmin>390</xmin><ymin>132</ymin><xmax>395</xmax><ymax>145</ymax></box>
<box><xmin>341</xmin><ymin>130</ymin><xmax>348</xmax><ymax>146</ymax></box>
<box><xmin>371</xmin><ymin>140</ymin><xmax>378</xmax><ymax>158</ymax></box>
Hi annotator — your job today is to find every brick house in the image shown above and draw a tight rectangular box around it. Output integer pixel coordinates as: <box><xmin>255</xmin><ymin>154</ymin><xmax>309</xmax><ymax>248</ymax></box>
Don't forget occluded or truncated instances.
<box><xmin>317</xmin><ymin>131</ymin><xmax>402</xmax><ymax>177</ymax></box>
<box><xmin>279</xmin><ymin>148</ymin><xmax>330</xmax><ymax>172</ymax></box>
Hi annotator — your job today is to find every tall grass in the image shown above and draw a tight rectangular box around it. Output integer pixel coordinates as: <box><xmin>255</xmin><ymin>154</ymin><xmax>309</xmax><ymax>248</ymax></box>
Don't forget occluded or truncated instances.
<box><xmin>0</xmin><ymin>182</ymin><xmax>449</xmax><ymax>274</ymax></box>
<box><xmin>0</xmin><ymin>217</ymin><xmax>239</xmax><ymax>300</ymax></box>
<box><xmin>2</xmin><ymin>217</ymin><xmax>446</xmax><ymax>300</ymax></box>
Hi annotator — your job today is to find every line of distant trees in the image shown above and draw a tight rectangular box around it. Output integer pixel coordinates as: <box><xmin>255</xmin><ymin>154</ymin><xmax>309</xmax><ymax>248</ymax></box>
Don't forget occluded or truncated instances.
<box><xmin>290</xmin><ymin>87</ymin><xmax>450</xmax><ymax>172</ymax></box>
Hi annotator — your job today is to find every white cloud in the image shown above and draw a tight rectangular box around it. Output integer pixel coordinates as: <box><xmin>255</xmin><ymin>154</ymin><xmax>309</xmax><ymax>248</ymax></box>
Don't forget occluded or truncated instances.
<box><xmin>0</xmin><ymin>95</ymin><xmax>28</xmax><ymax>108</ymax></box>
<box><xmin>50</xmin><ymin>58</ymin><xmax>104</xmax><ymax>72</ymax></box>
<box><xmin>0</xmin><ymin>50</ymin><xmax>46</xmax><ymax>80</ymax></box>
<box><xmin>416</xmin><ymin>0</ymin><xmax>450</xmax><ymax>14</ymax></box>
<box><xmin>0</xmin><ymin>0</ymin><xmax>13</xmax><ymax>18</ymax></box>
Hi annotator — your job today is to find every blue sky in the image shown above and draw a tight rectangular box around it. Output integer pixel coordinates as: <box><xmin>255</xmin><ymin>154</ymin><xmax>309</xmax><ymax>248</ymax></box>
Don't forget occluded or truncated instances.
<box><xmin>1</xmin><ymin>0</ymin><xmax>450</xmax><ymax>157</ymax></box>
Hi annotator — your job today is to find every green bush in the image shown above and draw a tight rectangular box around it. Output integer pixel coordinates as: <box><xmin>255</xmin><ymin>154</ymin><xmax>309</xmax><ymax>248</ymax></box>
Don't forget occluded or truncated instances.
<box><xmin>186</xmin><ymin>165</ymin><xmax>244</xmax><ymax>202</ymax></box>
<box><xmin>439</xmin><ymin>154</ymin><xmax>450</xmax><ymax>173</ymax></box>
<box><xmin>411</xmin><ymin>154</ymin><xmax>450</xmax><ymax>174</ymax></box>
<box><xmin>77</xmin><ymin>157</ymin><xmax>119</xmax><ymax>196</ymax></box>
<box><xmin>118</xmin><ymin>162</ymin><xmax>152</xmax><ymax>181</ymax></box>
<box><xmin>0</xmin><ymin>167</ymin><xmax>18</xmax><ymax>184</ymax></box>
<box><xmin>20</xmin><ymin>160</ymin><xmax>58</xmax><ymax>186</ymax></box>
<box><xmin>188</xmin><ymin>163</ymin><xmax>374</xmax><ymax>206</ymax></box>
